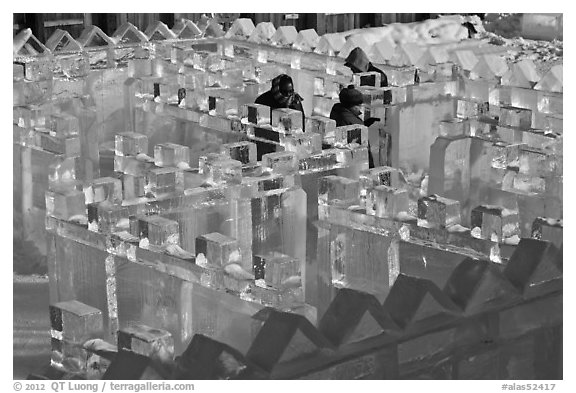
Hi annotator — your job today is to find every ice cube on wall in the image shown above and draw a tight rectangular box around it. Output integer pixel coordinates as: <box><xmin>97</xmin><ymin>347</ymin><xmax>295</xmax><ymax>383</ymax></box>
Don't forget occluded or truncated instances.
<box><xmin>262</xmin><ymin>151</ymin><xmax>299</xmax><ymax>175</ymax></box>
<box><xmin>271</xmin><ymin>108</ymin><xmax>304</xmax><ymax>133</ymax></box>
<box><xmin>417</xmin><ymin>194</ymin><xmax>461</xmax><ymax>229</ymax></box>
<box><xmin>366</xmin><ymin>185</ymin><xmax>409</xmax><ymax>219</ymax></box>
<box><xmin>154</xmin><ymin>143</ymin><xmax>190</xmax><ymax>167</ymax></box>
<box><xmin>196</xmin><ymin>232</ymin><xmax>240</xmax><ymax>267</ymax></box>
<box><xmin>241</xmin><ymin>103</ymin><xmax>271</xmax><ymax>125</ymax></box>
<box><xmin>470</xmin><ymin>204</ymin><xmax>520</xmax><ymax>241</ymax></box>
<box><xmin>318</xmin><ymin>175</ymin><xmax>359</xmax><ymax>206</ymax></box>
<box><xmin>45</xmin><ymin>189</ymin><xmax>86</xmax><ymax>221</ymax></box>
<box><xmin>132</xmin><ymin>215</ymin><xmax>180</xmax><ymax>247</ymax></box>
<box><xmin>115</xmin><ymin>132</ymin><xmax>149</xmax><ymax>157</ymax></box>
<box><xmin>221</xmin><ymin>141</ymin><xmax>257</xmax><ymax>165</ymax></box>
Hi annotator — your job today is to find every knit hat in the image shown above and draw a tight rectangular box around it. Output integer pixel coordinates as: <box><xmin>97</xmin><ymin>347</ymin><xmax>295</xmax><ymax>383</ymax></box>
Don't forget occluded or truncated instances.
<box><xmin>339</xmin><ymin>85</ymin><xmax>363</xmax><ymax>107</ymax></box>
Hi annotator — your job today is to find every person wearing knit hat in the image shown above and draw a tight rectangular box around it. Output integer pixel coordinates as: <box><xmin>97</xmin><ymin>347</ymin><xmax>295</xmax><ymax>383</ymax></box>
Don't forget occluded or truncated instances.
<box><xmin>330</xmin><ymin>85</ymin><xmax>380</xmax><ymax>168</ymax></box>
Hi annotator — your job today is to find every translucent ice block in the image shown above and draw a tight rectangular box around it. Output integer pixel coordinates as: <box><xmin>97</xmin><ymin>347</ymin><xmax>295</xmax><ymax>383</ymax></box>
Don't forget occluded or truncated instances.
<box><xmin>271</xmin><ymin>108</ymin><xmax>304</xmax><ymax>133</ymax></box>
<box><xmin>199</xmin><ymin>114</ymin><xmax>245</xmax><ymax>133</ymax></box>
<box><xmin>84</xmin><ymin>177</ymin><xmax>123</xmax><ymax>204</ymax></box>
<box><xmin>359</xmin><ymin>166</ymin><xmax>408</xmax><ymax>193</ymax></box>
<box><xmin>198</xmin><ymin>152</ymin><xmax>231</xmax><ymax>174</ymax></box>
<box><xmin>122</xmin><ymin>174</ymin><xmax>146</xmax><ymax>200</ymax></box>
<box><xmin>128</xmin><ymin>58</ymin><xmax>153</xmax><ymax>78</ymax></box>
<box><xmin>146</xmin><ymin>167</ymin><xmax>178</xmax><ymax>196</ymax></box>
<box><xmin>498</xmin><ymin>106</ymin><xmax>532</xmax><ymax>129</ymax></box>
<box><xmin>531</xmin><ymin>217</ymin><xmax>562</xmax><ymax>248</ymax></box>
<box><xmin>366</xmin><ymin>185</ymin><xmax>409</xmax><ymax>219</ymax></box>
<box><xmin>154</xmin><ymin>143</ymin><xmax>190</xmax><ymax>167</ymax></box>
<box><xmin>352</xmin><ymin>72</ymin><xmax>381</xmax><ymax>87</ymax></box>
<box><xmin>220</xmin><ymin>141</ymin><xmax>257</xmax><ymax>165</ymax></box>
<box><xmin>252</xmin><ymin>252</ymin><xmax>300</xmax><ymax>288</ymax></box>
<box><xmin>117</xmin><ymin>324</ymin><xmax>174</xmax><ymax>362</ymax></box>
<box><xmin>439</xmin><ymin>118</ymin><xmax>470</xmax><ymax>137</ymax></box>
<box><xmin>385</xmin><ymin>65</ymin><xmax>417</xmax><ymax>87</ymax></box>
<box><xmin>417</xmin><ymin>194</ymin><xmax>461</xmax><ymax>229</ymax></box>
<box><xmin>35</xmin><ymin>132</ymin><xmax>81</xmax><ymax>156</ymax></box>
<box><xmin>208</xmin><ymin>96</ymin><xmax>239</xmax><ymax>117</ymax></box>
<box><xmin>133</xmin><ymin>215</ymin><xmax>180</xmax><ymax>247</ymax></box>
<box><xmin>196</xmin><ymin>232</ymin><xmax>240</xmax><ymax>267</ymax></box>
<box><xmin>45</xmin><ymin>189</ymin><xmax>86</xmax><ymax>221</ymax></box>
<box><xmin>204</xmin><ymin>159</ymin><xmax>243</xmax><ymax>186</ymax></box>
<box><xmin>115</xmin><ymin>132</ymin><xmax>149</xmax><ymax>157</ymax></box>
<box><xmin>281</xmin><ymin>133</ymin><xmax>322</xmax><ymax>158</ymax></box>
<box><xmin>262</xmin><ymin>151</ymin><xmax>299</xmax><ymax>175</ymax></box>
<box><xmin>358</xmin><ymin>86</ymin><xmax>387</xmax><ymax>106</ymax></box>
<box><xmin>254</xmin><ymin>63</ymin><xmax>289</xmax><ymax>83</ymax></box>
<box><xmin>48</xmin><ymin>113</ymin><xmax>79</xmax><ymax>137</ymax></box>
<box><xmin>88</xmin><ymin>202</ymin><xmax>129</xmax><ymax>233</ymax></box>
<box><xmin>50</xmin><ymin>300</ymin><xmax>103</xmax><ymax>371</ymax></box>
<box><xmin>241</xmin><ymin>103</ymin><xmax>271</xmax><ymax>125</ymax></box>
<box><xmin>17</xmin><ymin>57</ymin><xmax>54</xmax><ymax>82</ymax></box>
<box><xmin>456</xmin><ymin>99</ymin><xmax>489</xmax><ymax>119</ymax></box>
<box><xmin>312</xmin><ymin>95</ymin><xmax>339</xmax><ymax>118</ymax></box>
<box><xmin>318</xmin><ymin>175</ymin><xmax>360</xmax><ymax>206</ymax></box>
<box><xmin>470</xmin><ymin>204</ymin><xmax>520</xmax><ymax>241</ymax></box>
<box><xmin>113</xmin><ymin>155</ymin><xmax>154</xmax><ymax>176</ymax></box>
<box><xmin>537</xmin><ymin>92</ymin><xmax>562</xmax><ymax>115</ymax></box>
<box><xmin>221</xmin><ymin>68</ymin><xmax>244</xmax><ymax>89</ymax></box>
<box><xmin>334</xmin><ymin>124</ymin><xmax>369</xmax><ymax>147</ymax></box>
<box><xmin>305</xmin><ymin>116</ymin><xmax>337</xmax><ymax>138</ymax></box>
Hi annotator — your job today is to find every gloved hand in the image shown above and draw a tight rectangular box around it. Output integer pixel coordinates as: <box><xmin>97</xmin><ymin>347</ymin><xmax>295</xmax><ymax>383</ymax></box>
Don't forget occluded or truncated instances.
<box><xmin>364</xmin><ymin>117</ymin><xmax>381</xmax><ymax>127</ymax></box>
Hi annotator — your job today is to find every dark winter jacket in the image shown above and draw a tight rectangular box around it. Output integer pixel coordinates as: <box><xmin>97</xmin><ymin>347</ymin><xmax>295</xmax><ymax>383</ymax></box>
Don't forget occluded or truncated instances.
<box><xmin>255</xmin><ymin>90</ymin><xmax>305</xmax><ymax>114</ymax></box>
<box><xmin>345</xmin><ymin>47</ymin><xmax>389</xmax><ymax>87</ymax></box>
<box><xmin>330</xmin><ymin>103</ymin><xmax>375</xmax><ymax>168</ymax></box>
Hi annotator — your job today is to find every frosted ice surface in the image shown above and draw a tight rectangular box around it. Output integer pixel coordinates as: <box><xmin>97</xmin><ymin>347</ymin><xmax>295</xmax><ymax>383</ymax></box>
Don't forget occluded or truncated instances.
<box><xmin>470</xmin><ymin>54</ymin><xmax>508</xmax><ymax>81</ymax></box>
<box><xmin>225</xmin><ymin>18</ymin><xmax>256</xmax><ymax>40</ymax></box>
<box><xmin>450</xmin><ymin>50</ymin><xmax>478</xmax><ymax>71</ymax></box>
<box><xmin>314</xmin><ymin>34</ymin><xmax>346</xmax><ymax>55</ymax></box>
<box><xmin>534</xmin><ymin>65</ymin><xmax>562</xmax><ymax>93</ymax></box>
<box><xmin>369</xmin><ymin>37</ymin><xmax>396</xmax><ymax>63</ymax></box>
<box><xmin>249</xmin><ymin>22</ymin><xmax>276</xmax><ymax>44</ymax></box>
<box><xmin>338</xmin><ymin>35</ymin><xmax>371</xmax><ymax>59</ymax></box>
<box><xmin>293</xmin><ymin>29</ymin><xmax>320</xmax><ymax>52</ymax></box>
<box><xmin>271</xmin><ymin>26</ymin><xmax>298</xmax><ymax>46</ymax></box>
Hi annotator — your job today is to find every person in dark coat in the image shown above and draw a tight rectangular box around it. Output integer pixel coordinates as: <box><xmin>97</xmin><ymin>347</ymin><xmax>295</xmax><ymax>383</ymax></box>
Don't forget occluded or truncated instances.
<box><xmin>255</xmin><ymin>74</ymin><xmax>305</xmax><ymax>115</ymax></box>
<box><xmin>344</xmin><ymin>47</ymin><xmax>389</xmax><ymax>87</ymax></box>
<box><xmin>330</xmin><ymin>85</ymin><xmax>380</xmax><ymax>168</ymax></box>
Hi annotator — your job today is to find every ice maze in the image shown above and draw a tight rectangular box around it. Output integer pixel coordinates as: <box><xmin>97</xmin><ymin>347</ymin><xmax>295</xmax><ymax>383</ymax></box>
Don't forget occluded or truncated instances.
<box><xmin>13</xmin><ymin>15</ymin><xmax>562</xmax><ymax>379</ymax></box>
